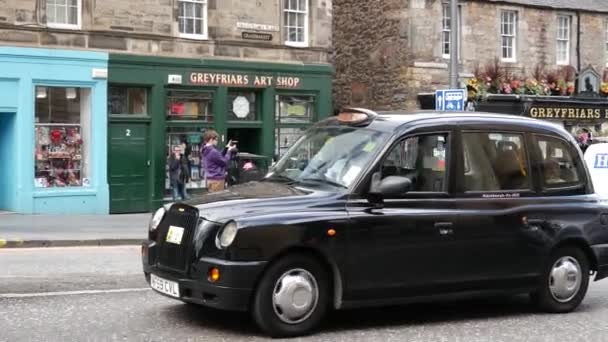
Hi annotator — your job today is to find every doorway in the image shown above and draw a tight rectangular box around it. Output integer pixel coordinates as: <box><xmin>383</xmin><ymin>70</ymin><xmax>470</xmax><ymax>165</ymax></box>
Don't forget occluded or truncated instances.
<box><xmin>108</xmin><ymin>122</ymin><xmax>150</xmax><ymax>213</ymax></box>
<box><xmin>227</xmin><ymin>128</ymin><xmax>262</xmax><ymax>155</ymax></box>
<box><xmin>0</xmin><ymin>113</ymin><xmax>16</xmax><ymax>211</ymax></box>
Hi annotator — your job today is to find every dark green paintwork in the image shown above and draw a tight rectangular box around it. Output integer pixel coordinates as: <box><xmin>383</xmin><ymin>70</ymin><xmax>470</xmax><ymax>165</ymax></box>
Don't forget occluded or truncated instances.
<box><xmin>109</xmin><ymin>123</ymin><xmax>150</xmax><ymax>213</ymax></box>
<box><xmin>108</xmin><ymin>53</ymin><xmax>333</xmax><ymax>212</ymax></box>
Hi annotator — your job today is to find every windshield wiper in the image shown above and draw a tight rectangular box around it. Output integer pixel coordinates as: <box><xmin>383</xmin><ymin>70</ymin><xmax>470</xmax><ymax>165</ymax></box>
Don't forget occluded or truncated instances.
<box><xmin>300</xmin><ymin>177</ymin><xmax>348</xmax><ymax>189</ymax></box>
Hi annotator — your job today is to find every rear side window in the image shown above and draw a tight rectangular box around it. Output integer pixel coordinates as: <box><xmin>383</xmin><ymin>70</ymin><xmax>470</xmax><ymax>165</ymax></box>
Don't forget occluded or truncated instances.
<box><xmin>462</xmin><ymin>132</ymin><xmax>530</xmax><ymax>192</ymax></box>
<box><xmin>534</xmin><ymin>135</ymin><xmax>582</xmax><ymax>189</ymax></box>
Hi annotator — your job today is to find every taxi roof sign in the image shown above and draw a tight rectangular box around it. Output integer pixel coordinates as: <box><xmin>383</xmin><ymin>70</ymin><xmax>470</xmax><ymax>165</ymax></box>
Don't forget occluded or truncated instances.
<box><xmin>337</xmin><ymin>107</ymin><xmax>378</xmax><ymax>125</ymax></box>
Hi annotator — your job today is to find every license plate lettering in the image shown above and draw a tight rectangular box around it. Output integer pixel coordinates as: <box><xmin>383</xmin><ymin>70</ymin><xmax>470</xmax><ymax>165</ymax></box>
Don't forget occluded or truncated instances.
<box><xmin>150</xmin><ymin>274</ymin><xmax>180</xmax><ymax>298</ymax></box>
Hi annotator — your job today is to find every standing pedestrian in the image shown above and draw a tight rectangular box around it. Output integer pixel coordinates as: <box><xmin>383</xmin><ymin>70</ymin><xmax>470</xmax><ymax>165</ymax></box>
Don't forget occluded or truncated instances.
<box><xmin>202</xmin><ymin>130</ymin><xmax>236</xmax><ymax>193</ymax></box>
<box><xmin>169</xmin><ymin>145</ymin><xmax>190</xmax><ymax>201</ymax></box>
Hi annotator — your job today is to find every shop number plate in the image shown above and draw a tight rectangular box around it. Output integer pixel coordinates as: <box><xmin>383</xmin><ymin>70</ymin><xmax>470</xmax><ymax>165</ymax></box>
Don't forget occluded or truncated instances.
<box><xmin>166</xmin><ymin>225</ymin><xmax>184</xmax><ymax>245</ymax></box>
<box><xmin>150</xmin><ymin>274</ymin><xmax>180</xmax><ymax>298</ymax></box>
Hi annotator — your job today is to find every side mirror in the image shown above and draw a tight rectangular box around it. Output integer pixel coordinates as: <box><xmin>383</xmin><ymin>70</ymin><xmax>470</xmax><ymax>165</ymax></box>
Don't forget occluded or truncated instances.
<box><xmin>379</xmin><ymin>176</ymin><xmax>412</xmax><ymax>197</ymax></box>
<box><xmin>369</xmin><ymin>172</ymin><xmax>412</xmax><ymax>200</ymax></box>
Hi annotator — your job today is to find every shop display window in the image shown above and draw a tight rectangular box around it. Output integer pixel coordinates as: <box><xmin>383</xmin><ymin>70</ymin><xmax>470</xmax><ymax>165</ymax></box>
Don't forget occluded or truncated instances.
<box><xmin>34</xmin><ymin>86</ymin><xmax>91</xmax><ymax>188</ymax></box>
<box><xmin>276</xmin><ymin>95</ymin><xmax>314</xmax><ymax>124</ymax></box>
<box><xmin>167</xmin><ymin>90</ymin><xmax>213</xmax><ymax>121</ymax></box>
<box><xmin>108</xmin><ymin>86</ymin><xmax>148</xmax><ymax>115</ymax></box>
<box><xmin>228</xmin><ymin>91</ymin><xmax>258</xmax><ymax>121</ymax></box>
<box><xmin>165</xmin><ymin>128</ymin><xmax>209</xmax><ymax>195</ymax></box>
<box><xmin>275</xmin><ymin>127</ymin><xmax>308</xmax><ymax>160</ymax></box>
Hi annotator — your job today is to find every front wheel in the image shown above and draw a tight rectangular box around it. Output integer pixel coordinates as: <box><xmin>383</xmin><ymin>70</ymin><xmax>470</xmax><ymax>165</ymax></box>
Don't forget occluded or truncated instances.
<box><xmin>533</xmin><ymin>247</ymin><xmax>590</xmax><ymax>313</ymax></box>
<box><xmin>251</xmin><ymin>254</ymin><xmax>331</xmax><ymax>338</ymax></box>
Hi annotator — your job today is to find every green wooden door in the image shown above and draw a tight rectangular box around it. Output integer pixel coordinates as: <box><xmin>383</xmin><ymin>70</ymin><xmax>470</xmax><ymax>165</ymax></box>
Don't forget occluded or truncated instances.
<box><xmin>109</xmin><ymin>123</ymin><xmax>149</xmax><ymax>213</ymax></box>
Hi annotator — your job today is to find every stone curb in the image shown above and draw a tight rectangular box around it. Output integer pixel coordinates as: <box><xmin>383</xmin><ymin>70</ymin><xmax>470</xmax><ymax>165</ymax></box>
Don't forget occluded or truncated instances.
<box><xmin>0</xmin><ymin>239</ymin><xmax>144</xmax><ymax>248</ymax></box>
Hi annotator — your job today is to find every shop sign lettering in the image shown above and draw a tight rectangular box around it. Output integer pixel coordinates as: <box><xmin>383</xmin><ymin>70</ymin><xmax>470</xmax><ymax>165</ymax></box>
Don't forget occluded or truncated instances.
<box><xmin>527</xmin><ymin>106</ymin><xmax>608</xmax><ymax>121</ymax></box>
<box><xmin>188</xmin><ymin>72</ymin><xmax>301</xmax><ymax>89</ymax></box>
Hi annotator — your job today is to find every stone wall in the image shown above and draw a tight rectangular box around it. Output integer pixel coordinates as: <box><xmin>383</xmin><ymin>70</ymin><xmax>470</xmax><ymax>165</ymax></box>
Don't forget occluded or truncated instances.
<box><xmin>332</xmin><ymin>0</ymin><xmax>408</xmax><ymax>111</ymax></box>
<box><xmin>0</xmin><ymin>0</ymin><xmax>332</xmax><ymax>64</ymax></box>
<box><xmin>334</xmin><ymin>0</ymin><xmax>608</xmax><ymax>110</ymax></box>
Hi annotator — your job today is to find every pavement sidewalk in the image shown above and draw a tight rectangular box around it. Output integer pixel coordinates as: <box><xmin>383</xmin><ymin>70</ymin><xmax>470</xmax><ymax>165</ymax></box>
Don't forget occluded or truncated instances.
<box><xmin>0</xmin><ymin>212</ymin><xmax>150</xmax><ymax>248</ymax></box>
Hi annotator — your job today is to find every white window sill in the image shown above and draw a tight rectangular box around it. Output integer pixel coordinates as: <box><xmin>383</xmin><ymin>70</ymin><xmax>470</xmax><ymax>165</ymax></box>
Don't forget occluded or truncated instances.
<box><xmin>557</xmin><ymin>61</ymin><xmax>570</xmax><ymax>66</ymax></box>
<box><xmin>501</xmin><ymin>58</ymin><xmax>517</xmax><ymax>64</ymax></box>
<box><xmin>285</xmin><ymin>41</ymin><xmax>309</xmax><ymax>48</ymax></box>
<box><xmin>47</xmin><ymin>23</ymin><xmax>81</xmax><ymax>30</ymax></box>
<box><xmin>179</xmin><ymin>33</ymin><xmax>208</xmax><ymax>40</ymax></box>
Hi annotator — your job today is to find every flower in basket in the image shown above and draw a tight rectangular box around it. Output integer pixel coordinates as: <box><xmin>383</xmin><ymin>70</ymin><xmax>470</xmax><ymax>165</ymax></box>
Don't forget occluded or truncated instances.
<box><xmin>501</xmin><ymin>83</ymin><xmax>513</xmax><ymax>94</ymax></box>
<box><xmin>601</xmin><ymin>82</ymin><xmax>608</xmax><ymax>96</ymax></box>
<box><xmin>567</xmin><ymin>82</ymin><xmax>575</xmax><ymax>95</ymax></box>
<box><xmin>467</xmin><ymin>78</ymin><xmax>480</xmax><ymax>101</ymax></box>
<box><xmin>510</xmin><ymin>79</ymin><xmax>521</xmax><ymax>90</ymax></box>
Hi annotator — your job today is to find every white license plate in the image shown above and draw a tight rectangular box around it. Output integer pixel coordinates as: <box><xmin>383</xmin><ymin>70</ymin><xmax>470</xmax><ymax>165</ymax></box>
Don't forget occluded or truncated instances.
<box><xmin>150</xmin><ymin>274</ymin><xmax>180</xmax><ymax>298</ymax></box>
<box><xmin>166</xmin><ymin>225</ymin><xmax>185</xmax><ymax>245</ymax></box>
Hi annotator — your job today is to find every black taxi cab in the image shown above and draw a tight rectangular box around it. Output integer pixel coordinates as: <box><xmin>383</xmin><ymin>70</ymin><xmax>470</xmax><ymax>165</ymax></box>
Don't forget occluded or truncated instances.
<box><xmin>142</xmin><ymin>108</ymin><xmax>608</xmax><ymax>337</ymax></box>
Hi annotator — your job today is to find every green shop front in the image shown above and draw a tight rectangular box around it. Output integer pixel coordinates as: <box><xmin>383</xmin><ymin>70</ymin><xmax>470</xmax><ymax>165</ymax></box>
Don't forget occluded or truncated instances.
<box><xmin>107</xmin><ymin>54</ymin><xmax>332</xmax><ymax>214</ymax></box>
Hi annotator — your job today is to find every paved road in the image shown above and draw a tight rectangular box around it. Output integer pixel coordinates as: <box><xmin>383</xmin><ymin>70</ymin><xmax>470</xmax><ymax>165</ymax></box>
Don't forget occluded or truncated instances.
<box><xmin>2</xmin><ymin>246</ymin><xmax>608</xmax><ymax>342</ymax></box>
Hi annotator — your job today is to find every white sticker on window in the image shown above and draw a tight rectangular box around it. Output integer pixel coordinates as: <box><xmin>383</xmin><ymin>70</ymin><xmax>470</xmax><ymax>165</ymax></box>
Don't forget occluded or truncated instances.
<box><xmin>342</xmin><ymin>166</ymin><xmax>361</xmax><ymax>185</ymax></box>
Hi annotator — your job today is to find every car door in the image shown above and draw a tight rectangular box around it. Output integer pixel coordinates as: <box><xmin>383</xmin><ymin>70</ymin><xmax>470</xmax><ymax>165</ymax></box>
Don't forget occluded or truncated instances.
<box><xmin>452</xmin><ymin>128</ymin><xmax>546</xmax><ymax>289</ymax></box>
<box><xmin>345</xmin><ymin>130</ymin><xmax>464</xmax><ymax>301</ymax></box>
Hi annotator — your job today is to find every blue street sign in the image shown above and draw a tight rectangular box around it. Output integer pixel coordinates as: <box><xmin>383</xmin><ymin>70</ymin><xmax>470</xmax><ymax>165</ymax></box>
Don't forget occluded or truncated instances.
<box><xmin>435</xmin><ymin>89</ymin><xmax>466</xmax><ymax>111</ymax></box>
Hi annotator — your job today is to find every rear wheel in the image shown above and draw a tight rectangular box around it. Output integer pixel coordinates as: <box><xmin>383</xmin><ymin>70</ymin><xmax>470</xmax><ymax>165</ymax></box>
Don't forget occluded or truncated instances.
<box><xmin>252</xmin><ymin>254</ymin><xmax>331</xmax><ymax>338</ymax></box>
<box><xmin>533</xmin><ymin>247</ymin><xmax>589</xmax><ymax>313</ymax></box>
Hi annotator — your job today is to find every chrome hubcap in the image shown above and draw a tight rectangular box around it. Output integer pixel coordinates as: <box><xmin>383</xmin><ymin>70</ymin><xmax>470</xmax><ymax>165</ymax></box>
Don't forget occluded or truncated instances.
<box><xmin>272</xmin><ymin>268</ymin><xmax>319</xmax><ymax>324</ymax></box>
<box><xmin>549</xmin><ymin>256</ymin><xmax>582</xmax><ymax>303</ymax></box>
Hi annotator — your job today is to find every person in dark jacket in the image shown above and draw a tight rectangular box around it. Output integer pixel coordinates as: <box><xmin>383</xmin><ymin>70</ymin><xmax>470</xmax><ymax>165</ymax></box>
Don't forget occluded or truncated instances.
<box><xmin>202</xmin><ymin>130</ymin><xmax>236</xmax><ymax>192</ymax></box>
<box><xmin>169</xmin><ymin>146</ymin><xmax>190</xmax><ymax>200</ymax></box>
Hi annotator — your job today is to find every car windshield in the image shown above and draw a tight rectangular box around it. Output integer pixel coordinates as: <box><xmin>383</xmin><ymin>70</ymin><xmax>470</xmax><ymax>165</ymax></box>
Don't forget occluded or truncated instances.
<box><xmin>267</xmin><ymin>125</ymin><xmax>389</xmax><ymax>189</ymax></box>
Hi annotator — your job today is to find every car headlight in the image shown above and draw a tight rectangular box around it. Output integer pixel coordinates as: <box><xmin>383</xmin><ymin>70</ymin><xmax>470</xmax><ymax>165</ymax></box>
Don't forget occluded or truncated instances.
<box><xmin>149</xmin><ymin>207</ymin><xmax>166</xmax><ymax>232</ymax></box>
<box><xmin>217</xmin><ymin>221</ymin><xmax>238</xmax><ymax>249</ymax></box>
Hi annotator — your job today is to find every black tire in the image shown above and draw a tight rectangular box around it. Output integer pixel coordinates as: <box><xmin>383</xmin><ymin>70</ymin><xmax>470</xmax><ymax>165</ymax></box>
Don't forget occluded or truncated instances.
<box><xmin>251</xmin><ymin>254</ymin><xmax>331</xmax><ymax>338</ymax></box>
<box><xmin>533</xmin><ymin>247</ymin><xmax>590</xmax><ymax>313</ymax></box>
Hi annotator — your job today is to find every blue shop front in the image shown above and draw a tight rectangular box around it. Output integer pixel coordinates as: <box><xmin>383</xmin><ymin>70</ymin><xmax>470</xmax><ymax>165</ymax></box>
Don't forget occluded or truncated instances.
<box><xmin>0</xmin><ymin>47</ymin><xmax>109</xmax><ymax>214</ymax></box>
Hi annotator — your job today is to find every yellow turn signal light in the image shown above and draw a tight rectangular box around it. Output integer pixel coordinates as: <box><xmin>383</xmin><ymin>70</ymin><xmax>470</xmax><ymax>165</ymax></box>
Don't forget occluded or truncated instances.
<box><xmin>209</xmin><ymin>267</ymin><xmax>221</xmax><ymax>282</ymax></box>
<box><xmin>327</xmin><ymin>228</ymin><xmax>336</xmax><ymax>237</ymax></box>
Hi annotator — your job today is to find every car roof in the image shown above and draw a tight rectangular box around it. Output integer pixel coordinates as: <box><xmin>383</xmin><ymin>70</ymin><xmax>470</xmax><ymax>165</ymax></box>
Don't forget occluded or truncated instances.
<box><xmin>320</xmin><ymin>110</ymin><xmax>573</xmax><ymax>140</ymax></box>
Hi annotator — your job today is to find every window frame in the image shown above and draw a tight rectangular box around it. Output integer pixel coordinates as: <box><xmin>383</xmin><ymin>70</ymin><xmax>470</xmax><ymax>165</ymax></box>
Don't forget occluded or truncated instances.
<box><xmin>605</xmin><ymin>19</ymin><xmax>608</xmax><ymax>67</ymax></box>
<box><xmin>34</xmin><ymin>85</ymin><xmax>91</xmax><ymax>189</ymax></box>
<box><xmin>177</xmin><ymin>0</ymin><xmax>208</xmax><ymax>40</ymax></box>
<box><xmin>500</xmin><ymin>10</ymin><xmax>518</xmax><ymax>63</ymax></box>
<box><xmin>531</xmin><ymin>133</ymin><xmax>587</xmax><ymax>195</ymax></box>
<box><xmin>283</xmin><ymin>0</ymin><xmax>309</xmax><ymax>48</ymax></box>
<box><xmin>107</xmin><ymin>85</ymin><xmax>150</xmax><ymax>117</ymax></box>
<box><xmin>371</xmin><ymin>131</ymin><xmax>453</xmax><ymax>199</ymax></box>
<box><xmin>441</xmin><ymin>3</ymin><xmax>461</xmax><ymax>60</ymax></box>
<box><xmin>274</xmin><ymin>92</ymin><xmax>317</xmax><ymax>160</ymax></box>
<box><xmin>166</xmin><ymin>88</ymin><xmax>214</xmax><ymax>122</ymax></box>
<box><xmin>457</xmin><ymin>130</ymin><xmax>535</xmax><ymax>197</ymax></box>
<box><xmin>556</xmin><ymin>15</ymin><xmax>571</xmax><ymax>66</ymax></box>
<box><xmin>46</xmin><ymin>0</ymin><xmax>82</xmax><ymax>30</ymax></box>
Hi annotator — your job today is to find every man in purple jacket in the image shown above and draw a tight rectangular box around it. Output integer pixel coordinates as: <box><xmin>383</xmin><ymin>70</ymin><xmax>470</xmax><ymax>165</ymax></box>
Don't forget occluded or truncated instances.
<box><xmin>202</xmin><ymin>130</ymin><xmax>237</xmax><ymax>192</ymax></box>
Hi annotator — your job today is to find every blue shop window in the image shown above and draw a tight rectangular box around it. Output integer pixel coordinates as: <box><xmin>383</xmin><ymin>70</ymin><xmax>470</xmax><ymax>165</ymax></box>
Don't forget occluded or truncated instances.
<box><xmin>34</xmin><ymin>86</ymin><xmax>92</xmax><ymax>188</ymax></box>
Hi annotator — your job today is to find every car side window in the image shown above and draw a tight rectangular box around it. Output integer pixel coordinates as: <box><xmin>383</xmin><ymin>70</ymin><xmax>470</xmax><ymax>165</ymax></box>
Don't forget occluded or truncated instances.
<box><xmin>381</xmin><ymin>133</ymin><xmax>448</xmax><ymax>193</ymax></box>
<box><xmin>534</xmin><ymin>135</ymin><xmax>582</xmax><ymax>189</ymax></box>
<box><xmin>462</xmin><ymin>132</ymin><xmax>530</xmax><ymax>191</ymax></box>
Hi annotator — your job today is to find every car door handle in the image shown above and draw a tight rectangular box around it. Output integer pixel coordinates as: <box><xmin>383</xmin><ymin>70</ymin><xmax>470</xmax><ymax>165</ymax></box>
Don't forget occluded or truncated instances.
<box><xmin>435</xmin><ymin>222</ymin><xmax>454</xmax><ymax>235</ymax></box>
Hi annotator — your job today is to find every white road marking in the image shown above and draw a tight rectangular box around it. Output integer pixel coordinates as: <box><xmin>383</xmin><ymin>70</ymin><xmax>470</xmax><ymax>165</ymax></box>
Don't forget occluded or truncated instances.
<box><xmin>0</xmin><ymin>287</ymin><xmax>151</xmax><ymax>298</ymax></box>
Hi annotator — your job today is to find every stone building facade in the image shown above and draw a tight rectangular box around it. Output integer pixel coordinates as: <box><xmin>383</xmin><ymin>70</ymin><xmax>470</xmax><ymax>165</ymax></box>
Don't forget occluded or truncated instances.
<box><xmin>0</xmin><ymin>0</ymin><xmax>333</xmax><ymax>214</ymax></box>
<box><xmin>0</xmin><ymin>0</ymin><xmax>332</xmax><ymax>63</ymax></box>
<box><xmin>333</xmin><ymin>0</ymin><xmax>608</xmax><ymax>110</ymax></box>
